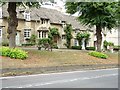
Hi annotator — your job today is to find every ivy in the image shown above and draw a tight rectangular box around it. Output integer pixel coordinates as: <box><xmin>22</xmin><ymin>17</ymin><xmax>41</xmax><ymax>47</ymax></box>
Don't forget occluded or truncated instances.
<box><xmin>76</xmin><ymin>32</ymin><xmax>90</xmax><ymax>47</ymax></box>
<box><xmin>64</xmin><ymin>24</ymin><xmax>73</xmax><ymax>48</ymax></box>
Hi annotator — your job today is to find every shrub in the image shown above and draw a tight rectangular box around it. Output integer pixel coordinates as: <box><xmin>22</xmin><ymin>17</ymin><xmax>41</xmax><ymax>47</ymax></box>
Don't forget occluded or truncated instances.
<box><xmin>113</xmin><ymin>46</ymin><xmax>120</xmax><ymax>51</ymax></box>
<box><xmin>88</xmin><ymin>51</ymin><xmax>108</xmax><ymax>59</ymax></box>
<box><xmin>52</xmin><ymin>43</ymin><xmax>58</xmax><ymax>49</ymax></box>
<box><xmin>0</xmin><ymin>47</ymin><xmax>28</xmax><ymax>60</ymax></box>
<box><xmin>38</xmin><ymin>38</ymin><xmax>50</xmax><ymax>46</ymax></box>
<box><xmin>29</xmin><ymin>34</ymin><xmax>37</xmax><ymax>44</ymax></box>
<box><xmin>0</xmin><ymin>47</ymin><xmax>10</xmax><ymax>56</ymax></box>
<box><xmin>2</xmin><ymin>41</ymin><xmax>9</xmax><ymax>46</ymax></box>
<box><xmin>103</xmin><ymin>40</ymin><xmax>108</xmax><ymax>50</ymax></box>
<box><xmin>22</xmin><ymin>43</ymin><xmax>35</xmax><ymax>46</ymax></box>
<box><xmin>108</xmin><ymin>42</ymin><xmax>114</xmax><ymax>46</ymax></box>
<box><xmin>71</xmin><ymin>46</ymin><xmax>82</xmax><ymax>50</ymax></box>
<box><xmin>86</xmin><ymin>47</ymin><xmax>95</xmax><ymax>51</ymax></box>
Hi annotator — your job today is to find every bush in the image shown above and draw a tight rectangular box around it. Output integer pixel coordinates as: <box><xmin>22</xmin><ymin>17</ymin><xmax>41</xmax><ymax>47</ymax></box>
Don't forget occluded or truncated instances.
<box><xmin>38</xmin><ymin>38</ymin><xmax>50</xmax><ymax>46</ymax></box>
<box><xmin>2</xmin><ymin>41</ymin><xmax>9</xmax><ymax>46</ymax></box>
<box><xmin>113</xmin><ymin>46</ymin><xmax>120</xmax><ymax>51</ymax></box>
<box><xmin>88</xmin><ymin>51</ymin><xmax>108</xmax><ymax>59</ymax></box>
<box><xmin>0</xmin><ymin>47</ymin><xmax>28</xmax><ymax>60</ymax></box>
<box><xmin>22</xmin><ymin>43</ymin><xmax>35</xmax><ymax>46</ymax></box>
<box><xmin>86</xmin><ymin>47</ymin><xmax>95</xmax><ymax>51</ymax></box>
<box><xmin>29</xmin><ymin>34</ymin><xmax>37</xmax><ymax>44</ymax></box>
<box><xmin>52</xmin><ymin>43</ymin><xmax>58</xmax><ymax>49</ymax></box>
<box><xmin>71</xmin><ymin>46</ymin><xmax>82</xmax><ymax>50</ymax></box>
<box><xmin>103</xmin><ymin>40</ymin><xmax>108</xmax><ymax>50</ymax></box>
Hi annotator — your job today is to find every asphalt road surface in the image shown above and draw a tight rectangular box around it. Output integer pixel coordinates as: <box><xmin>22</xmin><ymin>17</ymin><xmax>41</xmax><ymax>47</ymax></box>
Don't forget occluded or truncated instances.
<box><xmin>1</xmin><ymin>68</ymin><xmax>118</xmax><ymax>88</ymax></box>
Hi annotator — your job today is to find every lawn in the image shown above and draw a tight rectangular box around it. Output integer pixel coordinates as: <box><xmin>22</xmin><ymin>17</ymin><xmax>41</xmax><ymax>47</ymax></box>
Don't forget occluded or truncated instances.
<box><xmin>1</xmin><ymin>49</ymin><xmax>118</xmax><ymax>69</ymax></box>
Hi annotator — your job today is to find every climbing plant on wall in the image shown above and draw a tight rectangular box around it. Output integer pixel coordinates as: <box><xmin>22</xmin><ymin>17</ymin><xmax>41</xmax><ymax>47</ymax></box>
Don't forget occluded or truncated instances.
<box><xmin>76</xmin><ymin>32</ymin><xmax>90</xmax><ymax>47</ymax></box>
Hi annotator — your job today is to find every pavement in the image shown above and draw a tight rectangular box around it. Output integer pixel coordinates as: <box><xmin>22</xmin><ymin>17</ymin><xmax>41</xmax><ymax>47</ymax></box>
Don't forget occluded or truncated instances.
<box><xmin>1</xmin><ymin>68</ymin><xmax>118</xmax><ymax>88</ymax></box>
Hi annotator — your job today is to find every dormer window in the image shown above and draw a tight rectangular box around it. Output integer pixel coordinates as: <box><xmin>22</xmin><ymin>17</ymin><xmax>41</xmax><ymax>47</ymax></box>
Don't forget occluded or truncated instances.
<box><xmin>24</xmin><ymin>12</ymin><xmax>30</xmax><ymax>21</ymax></box>
<box><xmin>41</xmin><ymin>19</ymin><xmax>46</xmax><ymax>24</ymax></box>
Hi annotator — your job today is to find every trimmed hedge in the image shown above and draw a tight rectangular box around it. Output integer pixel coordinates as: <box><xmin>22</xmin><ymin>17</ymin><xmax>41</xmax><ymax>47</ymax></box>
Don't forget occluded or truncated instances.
<box><xmin>86</xmin><ymin>47</ymin><xmax>95</xmax><ymax>51</ymax></box>
<box><xmin>71</xmin><ymin>46</ymin><xmax>82</xmax><ymax>50</ymax></box>
<box><xmin>22</xmin><ymin>43</ymin><xmax>35</xmax><ymax>46</ymax></box>
<box><xmin>113</xmin><ymin>46</ymin><xmax>120</xmax><ymax>51</ymax></box>
<box><xmin>88</xmin><ymin>51</ymin><xmax>108</xmax><ymax>59</ymax></box>
<box><xmin>0</xmin><ymin>47</ymin><xmax>28</xmax><ymax>60</ymax></box>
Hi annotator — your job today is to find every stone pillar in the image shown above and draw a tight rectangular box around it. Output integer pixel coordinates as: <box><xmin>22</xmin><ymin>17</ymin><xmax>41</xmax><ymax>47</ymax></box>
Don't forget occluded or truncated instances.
<box><xmin>82</xmin><ymin>38</ymin><xmax>85</xmax><ymax>50</ymax></box>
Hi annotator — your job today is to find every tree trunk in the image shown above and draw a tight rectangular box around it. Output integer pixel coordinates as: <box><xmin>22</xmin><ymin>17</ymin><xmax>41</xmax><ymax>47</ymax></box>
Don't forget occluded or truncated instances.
<box><xmin>96</xmin><ymin>25</ymin><xmax>102</xmax><ymax>52</ymax></box>
<box><xmin>7</xmin><ymin>2</ymin><xmax>18</xmax><ymax>48</ymax></box>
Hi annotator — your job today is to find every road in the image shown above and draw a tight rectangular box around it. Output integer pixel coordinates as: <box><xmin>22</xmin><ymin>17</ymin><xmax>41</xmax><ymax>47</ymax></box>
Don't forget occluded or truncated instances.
<box><xmin>1</xmin><ymin>68</ymin><xmax>118</xmax><ymax>88</ymax></box>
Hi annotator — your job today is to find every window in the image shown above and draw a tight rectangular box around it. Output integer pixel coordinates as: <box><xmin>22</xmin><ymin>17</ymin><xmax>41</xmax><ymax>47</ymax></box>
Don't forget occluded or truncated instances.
<box><xmin>24</xmin><ymin>12</ymin><xmax>30</xmax><ymax>21</ymax></box>
<box><xmin>38</xmin><ymin>31</ymin><xmax>47</xmax><ymax>38</ymax></box>
<box><xmin>46</xmin><ymin>20</ymin><xmax>49</xmax><ymax>24</ymax></box>
<box><xmin>24</xmin><ymin>29</ymin><xmax>31</xmax><ymax>38</ymax></box>
<box><xmin>0</xmin><ymin>28</ymin><xmax>2</xmax><ymax>38</ymax></box>
<box><xmin>62</xmin><ymin>35</ymin><xmax>65</xmax><ymax>39</ymax></box>
<box><xmin>42</xmin><ymin>32</ymin><xmax>47</xmax><ymax>38</ymax></box>
<box><xmin>38</xmin><ymin>31</ymin><xmax>41</xmax><ymax>38</ymax></box>
<box><xmin>41</xmin><ymin>19</ymin><xmax>46</xmax><ymax>24</ymax></box>
<box><xmin>0</xmin><ymin>7</ymin><xmax>2</xmax><ymax>18</ymax></box>
<box><xmin>74</xmin><ymin>39</ymin><xmax>77</xmax><ymax>46</ymax></box>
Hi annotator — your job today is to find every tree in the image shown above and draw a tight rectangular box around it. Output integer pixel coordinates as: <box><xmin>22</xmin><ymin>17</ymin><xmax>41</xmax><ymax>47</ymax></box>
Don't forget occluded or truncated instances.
<box><xmin>0</xmin><ymin>1</ymin><xmax>40</xmax><ymax>48</ymax></box>
<box><xmin>64</xmin><ymin>24</ymin><xmax>73</xmax><ymax>48</ymax></box>
<box><xmin>65</xmin><ymin>2</ymin><xmax>118</xmax><ymax>52</ymax></box>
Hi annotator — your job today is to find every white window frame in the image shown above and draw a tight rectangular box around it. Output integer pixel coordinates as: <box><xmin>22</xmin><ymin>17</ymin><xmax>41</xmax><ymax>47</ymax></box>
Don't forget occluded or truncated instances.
<box><xmin>42</xmin><ymin>32</ymin><xmax>47</xmax><ymax>38</ymax></box>
<box><xmin>74</xmin><ymin>39</ymin><xmax>78</xmax><ymax>46</ymax></box>
<box><xmin>38</xmin><ymin>31</ymin><xmax>41</xmax><ymax>38</ymax></box>
<box><xmin>0</xmin><ymin>7</ymin><xmax>2</xmax><ymax>18</ymax></box>
<box><xmin>24</xmin><ymin>12</ymin><xmax>31</xmax><ymax>21</ymax></box>
<box><xmin>24</xmin><ymin>29</ymin><xmax>31</xmax><ymax>38</ymax></box>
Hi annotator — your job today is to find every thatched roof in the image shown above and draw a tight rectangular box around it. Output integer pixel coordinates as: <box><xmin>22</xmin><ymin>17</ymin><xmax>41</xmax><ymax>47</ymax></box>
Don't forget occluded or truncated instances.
<box><xmin>2</xmin><ymin>4</ymin><xmax>95</xmax><ymax>31</ymax></box>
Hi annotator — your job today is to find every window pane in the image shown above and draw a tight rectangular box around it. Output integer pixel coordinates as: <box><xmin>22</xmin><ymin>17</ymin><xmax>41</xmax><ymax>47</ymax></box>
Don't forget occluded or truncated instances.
<box><xmin>24</xmin><ymin>29</ymin><xmax>31</xmax><ymax>38</ymax></box>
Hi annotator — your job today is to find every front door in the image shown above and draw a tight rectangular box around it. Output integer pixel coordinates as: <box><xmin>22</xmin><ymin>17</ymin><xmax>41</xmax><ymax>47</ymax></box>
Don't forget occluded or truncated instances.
<box><xmin>16</xmin><ymin>31</ymin><xmax>20</xmax><ymax>46</ymax></box>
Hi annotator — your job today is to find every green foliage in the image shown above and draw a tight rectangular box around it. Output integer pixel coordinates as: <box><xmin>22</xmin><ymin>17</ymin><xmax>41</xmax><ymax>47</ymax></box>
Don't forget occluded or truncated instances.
<box><xmin>38</xmin><ymin>38</ymin><xmax>50</xmax><ymax>46</ymax></box>
<box><xmin>38</xmin><ymin>38</ymin><xmax>58</xmax><ymax>49</ymax></box>
<box><xmin>103</xmin><ymin>40</ymin><xmax>108</xmax><ymax>50</ymax></box>
<box><xmin>71</xmin><ymin>46</ymin><xmax>82</xmax><ymax>50</ymax></box>
<box><xmin>108</xmin><ymin>42</ymin><xmax>114</xmax><ymax>46</ymax></box>
<box><xmin>49</xmin><ymin>27</ymin><xmax>60</xmax><ymax>37</ymax></box>
<box><xmin>2</xmin><ymin>41</ymin><xmax>9</xmax><ymax>46</ymax></box>
<box><xmin>64</xmin><ymin>24</ymin><xmax>73</xmax><ymax>48</ymax></box>
<box><xmin>103</xmin><ymin>40</ymin><xmax>114</xmax><ymax>50</ymax></box>
<box><xmin>88</xmin><ymin>51</ymin><xmax>108</xmax><ymax>59</ymax></box>
<box><xmin>85</xmin><ymin>47</ymin><xmax>95</xmax><ymax>51</ymax></box>
<box><xmin>52</xmin><ymin>43</ymin><xmax>58</xmax><ymax>49</ymax></box>
<box><xmin>65</xmin><ymin>2</ymin><xmax>118</xmax><ymax>51</ymax></box>
<box><xmin>29</xmin><ymin>34</ymin><xmax>37</xmax><ymax>44</ymax></box>
<box><xmin>0</xmin><ymin>47</ymin><xmax>28</xmax><ymax>60</ymax></box>
<box><xmin>66</xmin><ymin>2</ymin><xmax>117</xmax><ymax>29</ymax></box>
<box><xmin>113</xmin><ymin>45</ymin><xmax>120</xmax><ymax>51</ymax></box>
<box><xmin>76</xmin><ymin>32</ymin><xmax>90</xmax><ymax>47</ymax></box>
<box><xmin>22</xmin><ymin>43</ymin><xmax>35</xmax><ymax>46</ymax></box>
<box><xmin>48</xmin><ymin>27</ymin><xmax>60</xmax><ymax>46</ymax></box>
